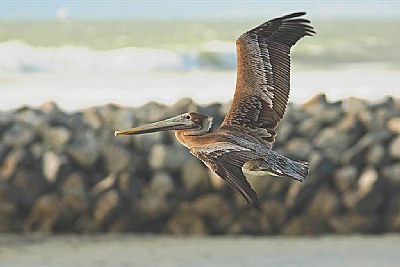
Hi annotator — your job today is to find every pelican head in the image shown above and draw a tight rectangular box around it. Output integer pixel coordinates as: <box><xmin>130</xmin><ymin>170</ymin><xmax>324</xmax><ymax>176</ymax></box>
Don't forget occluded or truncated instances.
<box><xmin>114</xmin><ymin>112</ymin><xmax>213</xmax><ymax>137</ymax></box>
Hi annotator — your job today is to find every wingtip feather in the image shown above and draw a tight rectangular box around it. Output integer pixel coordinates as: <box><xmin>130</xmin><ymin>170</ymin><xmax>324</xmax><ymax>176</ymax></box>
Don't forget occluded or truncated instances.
<box><xmin>280</xmin><ymin>11</ymin><xmax>307</xmax><ymax>20</ymax></box>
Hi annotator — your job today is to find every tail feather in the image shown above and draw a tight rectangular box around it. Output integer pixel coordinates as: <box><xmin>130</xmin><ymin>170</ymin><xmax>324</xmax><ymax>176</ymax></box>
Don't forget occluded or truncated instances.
<box><xmin>288</xmin><ymin>159</ymin><xmax>309</xmax><ymax>182</ymax></box>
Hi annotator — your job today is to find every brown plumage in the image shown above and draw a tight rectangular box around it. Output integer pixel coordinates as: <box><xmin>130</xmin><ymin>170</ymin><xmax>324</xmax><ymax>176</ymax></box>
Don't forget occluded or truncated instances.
<box><xmin>115</xmin><ymin>12</ymin><xmax>315</xmax><ymax>209</ymax></box>
<box><xmin>223</xmin><ymin>11</ymin><xmax>315</xmax><ymax>144</ymax></box>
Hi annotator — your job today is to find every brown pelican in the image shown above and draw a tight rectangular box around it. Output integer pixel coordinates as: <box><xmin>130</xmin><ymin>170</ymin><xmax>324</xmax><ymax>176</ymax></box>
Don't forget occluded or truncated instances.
<box><xmin>115</xmin><ymin>12</ymin><xmax>315</xmax><ymax>209</ymax></box>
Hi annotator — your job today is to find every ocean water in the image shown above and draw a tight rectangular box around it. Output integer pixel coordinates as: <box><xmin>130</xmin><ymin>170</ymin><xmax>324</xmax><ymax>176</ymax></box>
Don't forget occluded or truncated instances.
<box><xmin>2</xmin><ymin>19</ymin><xmax>400</xmax><ymax>110</ymax></box>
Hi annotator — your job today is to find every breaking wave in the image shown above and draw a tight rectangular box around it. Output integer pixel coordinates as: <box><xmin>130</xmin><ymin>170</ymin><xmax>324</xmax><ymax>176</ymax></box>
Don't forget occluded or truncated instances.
<box><xmin>1</xmin><ymin>41</ymin><xmax>237</xmax><ymax>75</ymax></box>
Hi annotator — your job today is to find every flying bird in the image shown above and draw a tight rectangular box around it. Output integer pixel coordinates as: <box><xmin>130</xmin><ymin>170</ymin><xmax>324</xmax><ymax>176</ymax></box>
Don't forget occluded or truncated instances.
<box><xmin>115</xmin><ymin>12</ymin><xmax>315</xmax><ymax>209</ymax></box>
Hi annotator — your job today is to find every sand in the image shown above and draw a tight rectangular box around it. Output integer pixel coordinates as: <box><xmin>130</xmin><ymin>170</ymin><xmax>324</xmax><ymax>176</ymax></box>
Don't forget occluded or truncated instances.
<box><xmin>1</xmin><ymin>234</ymin><xmax>399</xmax><ymax>267</ymax></box>
<box><xmin>3</xmin><ymin>69</ymin><xmax>400</xmax><ymax>111</ymax></box>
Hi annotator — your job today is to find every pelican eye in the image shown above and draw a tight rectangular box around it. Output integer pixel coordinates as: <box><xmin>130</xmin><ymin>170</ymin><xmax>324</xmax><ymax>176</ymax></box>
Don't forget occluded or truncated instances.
<box><xmin>185</xmin><ymin>115</ymin><xmax>191</xmax><ymax>120</ymax></box>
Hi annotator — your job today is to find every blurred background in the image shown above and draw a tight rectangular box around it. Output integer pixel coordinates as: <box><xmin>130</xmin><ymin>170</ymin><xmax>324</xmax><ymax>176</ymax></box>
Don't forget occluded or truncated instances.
<box><xmin>2</xmin><ymin>0</ymin><xmax>400</xmax><ymax>109</ymax></box>
<box><xmin>1</xmin><ymin>1</ymin><xmax>400</xmax><ymax>266</ymax></box>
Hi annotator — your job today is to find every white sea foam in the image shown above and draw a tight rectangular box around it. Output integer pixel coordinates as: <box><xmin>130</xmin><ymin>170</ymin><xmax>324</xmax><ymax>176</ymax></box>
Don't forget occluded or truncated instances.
<box><xmin>1</xmin><ymin>41</ymin><xmax>237</xmax><ymax>75</ymax></box>
<box><xmin>1</xmin><ymin>41</ymin><xmax>188</xmax><ymax>74</ymax></box>
<box><xmin>2</xmin><ymin>41</ymin><xmax>399</xmax><ymax>111</ymax></box>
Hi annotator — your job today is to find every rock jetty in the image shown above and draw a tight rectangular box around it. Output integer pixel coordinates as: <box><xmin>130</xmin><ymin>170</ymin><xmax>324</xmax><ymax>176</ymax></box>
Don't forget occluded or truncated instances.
<box><xmin>1</xmin><ymin>94</ymin><xmax>399</xmax><ymax>234</ymax></box>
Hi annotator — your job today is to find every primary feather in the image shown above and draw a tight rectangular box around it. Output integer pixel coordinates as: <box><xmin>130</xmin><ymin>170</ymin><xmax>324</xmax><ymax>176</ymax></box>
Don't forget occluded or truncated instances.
<box><xmin>222</xmin><ymin>12</ymin><xmax>315</xmax><ymax>144</ymax></box>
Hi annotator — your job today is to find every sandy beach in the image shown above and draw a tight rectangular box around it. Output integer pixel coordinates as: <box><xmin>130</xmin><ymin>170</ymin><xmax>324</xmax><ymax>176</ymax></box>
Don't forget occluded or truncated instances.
<box><xmin>3</xmin><ymin>69</ymin><xmax>400</xmax><ymax>111</ymax></box>
<box><xmin>1</xmin><ymin>234</ymin><xmax>399</xmax><ymax>267</ymax></box>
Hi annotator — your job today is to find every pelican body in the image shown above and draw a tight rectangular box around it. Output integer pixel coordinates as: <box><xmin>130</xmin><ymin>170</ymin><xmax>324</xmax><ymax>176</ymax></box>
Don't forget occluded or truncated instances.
<box><xmin>115</xmin><ymin>12</ymin><xmax>315</xmax><ymax>209</ymax></box>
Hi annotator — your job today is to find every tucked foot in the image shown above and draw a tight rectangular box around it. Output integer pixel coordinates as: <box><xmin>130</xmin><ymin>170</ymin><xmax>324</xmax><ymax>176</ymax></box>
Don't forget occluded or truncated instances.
<box><xmin>243</xmin><ymin>158</ymin><xmax>284</xmax><ymax>177</ymax></box>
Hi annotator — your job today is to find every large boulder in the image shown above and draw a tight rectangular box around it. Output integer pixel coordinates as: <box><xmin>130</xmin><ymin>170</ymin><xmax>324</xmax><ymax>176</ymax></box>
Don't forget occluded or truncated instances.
<box><xmin>93</xmin><ymin>190</ymin><xmax>122</xmax><ymax>228</ymax></box>
<box><xmin>164</xmin><ymin>203</ymin><xmax>208</xmax><ymax>235</ymax></box>
<box><xmin>181</xmin><ymin>158</ymin><xmax>210</xmax><ymax>196</ymax></box>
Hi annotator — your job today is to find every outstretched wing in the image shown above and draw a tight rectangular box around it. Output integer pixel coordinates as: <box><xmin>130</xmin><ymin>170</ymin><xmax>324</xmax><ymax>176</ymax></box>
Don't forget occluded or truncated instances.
<box><xmin>222</xmin><ymin>12</ymin><xmax>315</xmax><ymax>144</ymax></box>
<box><xmin>191</xmin><ymin>143</ymin><xmax>262</xmax><ymax>209</ymax></box>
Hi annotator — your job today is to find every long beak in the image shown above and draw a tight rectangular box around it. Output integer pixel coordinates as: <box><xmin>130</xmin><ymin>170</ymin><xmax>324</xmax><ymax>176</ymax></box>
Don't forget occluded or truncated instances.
<box><xmin>114</xmin><ymin>115</ymin><xmax>195</xmax><ymax>136</ymax></box>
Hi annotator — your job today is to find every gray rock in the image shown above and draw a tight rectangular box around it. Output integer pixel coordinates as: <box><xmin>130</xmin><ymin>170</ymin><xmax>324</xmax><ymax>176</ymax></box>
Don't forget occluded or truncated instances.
<box><xmin>2</xmin><ymin>123</ymin><xmax>36</xmax><ymax>147</ymax></box>
<box><xmin>244</xmin><ymin>173</ymin><xmax>272</xmax><ymax>199</ymax></box>
<box><xmin>107</xmin><ymin>215</ymin><xmax>131</xmax><ymax>232</ymax></box>
<box><xmin>171</xmin><ymin>97</ymin><xmax>197</xmax><ymax>115</ymax></box>
<box><xmin>366</xmin><ymin>144</ymin><xmax>385</xmax><ymax>167</ymax></box>
<box><xmin>389</xmin><ymin>136</ymin><xmax>400</xmax><ymax>159</ymax></box>
<box><xmin>261</xmin><ymin>200</ymin><xmax>287</xmax><ymax>233</ymax></box>
<box><xmin>358</xmin><ymin>168</ymin><xmax>379</xmax><ymax>195</ymax></box>
<box><xmin>102</xmin><ymin>143</ymin><xmax>132</xmax><ymax>173</ymax></box>
<box><xmin>181</xmin><ymin>158</ymin><xmax>210</xmax><ymax>196</ymax></box>
<box><xmin>75</xmin><ymin>214</ymin><xmax>99</xmax><ymax>233</ymax></box>
<box><xmin>135</xmin><ymin>102</ymin><xmax>169</xmax><ymax>123</ymax></box>
<box><xmin>117</xmin><ymin>172</ymin><xmax>145</xmax><ymax>198</ymax></box>
<box><xmin>342</xmin><ymin>97</ymin><xmax>367</xmax><ymax>114</ymax></box>
<box><xmin>275</xmin><ymin>121</ymin><xmax>294</xmax><ymax>145</ymax></box>
<box><xmin>2</xmin><ymin>96</ymin><xmax>400</xmax><ymax>235</ymax></box>
<box><xmin>283</xmin><ymin>137</ymin><xmax>312</xmax><ymax>160</ymax></box>
<box><xmin>83</xmin><ymin>107</ymin><xmax>102</xmax><ymax>130</ymax></box>
<box><xmin>149</xmin><ymin>144</ymin><xmax>189</xmax><ymax>172</ymax></box>
<box><xmin>307</xmin><ymin>187</ymin><xmax>340</xmax><ymax>219</ymax></box>
<box><xmin>358</xmin><ymin>110</ymin><xmax>374</xmax><ymax>129</ymax></box>
<box><xmin>308</xmin><ymin>152</ymin><xmax>337</xmax><ymax>182</ymax></box>
<box><xmin>386</xmin><ymin>212</ymin><xmax>400</xmax><ymax>233</ymax></box>
<box><xmin>22</xmin><ymin>194</ymin><xmax>62</xmax><ymax>233</ymax></box>
<box><xmin>281</xmin><ymin>216</ymin><xmax>304</xmax><ymax>235</ymax></box>
<box><xmin>321</xmin><ymin>108</ymin><xmax>341</xmax><ymax>124</ymax></box>
<box><xmin>117</xmin><ymin>172</ymin><xmax>132</xmax><ymax>194</ymax></box>
<box><xmin>192</xmin><ymin>193</ymin><xmax>233</xmax><ymax>234</ymax></box>
<box><xmin>302</xmin><ymin>94</ymin><xmax>329</xmax><ymax>115</ymax></box>
<box><xmin>263</xmin><ymin>177</ymin><xmax>291</xmax><ymax>198</ymax></box>
<box><xmin>336</xmin><ymin>114</ymin><xmax>362</xmax><ymax>136</ymax></box>
<box><xmin>95</xmin><ymin>105</ymin><xmax>136</xmax><ymax>142</ymax></box>
<box><xmin>40</xmin><ymin>101</ymin><xmax>61</xmax><ymax>114</ymax></box>
<box><xmin>42</xmin><ymin>151</ymin><xmax>66</xmax><ymax>183</ymax></box>
<box><xmin>285</xmin><ymin>180</ymin><xmax>318</xmax><ymax>213</ymax></box>
<box><xmin>165</xmin><ymin>203</ymin><xmax>208</xmax><ymax>235</ymax></box>
<box><xmin>132</xmin><ymin>132</ymin><xmax>165</xmax><ymax>153</ymax></box>
<box><xmin>281</xmin><ymin>215</ymin><xmax>325</xmax><ymax>235</ymax></box>
<box><xmin>59</xmin><ymin>172</ymin><xmax>88</xmax><ymax>230</ymax></box>
<box><xmin>244</xmin><ymin>172</ymin><xmax>290</xmax><ymax>200</ymax></box>
<box><xmin>343</xmin><ymin>168</ymin><xmax>384</xmax><ymax>213</ymax></box>
<box><xmin>334</xmin><ymin>165</ymin><xmax>358</xmax><ymax>192</ymax></box>
<box><xmin>342</xmin><ymin>132</ymin><xmax>390</xmax><ymax>165</ymax></box>
<box><xmin>40</xmin><ymin>126</ymin><xmax>71</xmax><ymax>150</ymax></box>
<box><xmin>96</xmin><ymin>104</ymin><xmax>118</xmax><ymax>127</ymax></box>
<box><xmin>197</xmin><ymin>103</ymin><xmax>223</xmax><ymax>122</ymax></box>
<box><xmin>40</xmin><ymin>102</ymin><xmax>71</xmax><ymax>127</ymax></box>
<box><xmin>359</xmin><ymin>107</ymin><xmax>392</xmax><ymax>131</ymax></box>
<box><xmin>208</xmin><ymin>169</ymin><xmax>226</xmax><ymax>190</ymax></box>
<box><xmin>387</xmin><ymin>117</ymin><xmax>400</xmax><ymax>134</ymax></box>
<box><xmin>66</xmin><ymin>130</ymin><xmax>99</xmax><ymax>167</ymax></box>
<box><xmin>0</xmin><ymin>199</ymin><xmax>18</xmax><ymax>232</ymax></box>
<box><xmin>227</xmin><ymin>210</ymin><xmax>273</xmax><ymax>235</ymax></box>
<box><xmin>12</xmin><ymin>106</ymin><xmax>44</xmax><ymax>127</ymax></box>
<box><xmin>94</xmin><ymin>190</ymin><xmax>121</xmax><ymax>227</ymax></box>
<box><xmin>384</xmin><ymin>195</ymin><xmax>400</xmax><ymax>232</ymax></box>
<box><xmin>297</xmin><ymin>117</ymin><xmax>321</xmax><ymax>139</ymax></box>
<box><xmin>314</xmin><ymin>127</ymin><xmax>351</xmax><ymax>157</ymax></box>
<box><xmin>1</xmin><ymin>148</ymin><xmax>25</xmax><ymax>181</ymax></box>
<box><xmin>382</xmin><ymin>163</ymin><xmax>400</xmax><ymax>186</ymax></box>
<box><xmin>90</xmin><ymin>173</ymin><xmax>118</xmax><ymax>196</ymax></box>
<box><xmin>30</xmin><ymin>142</ymin><xmax>45</xmax><ymax>160</ymax></box>
<box><xmin>13</xmin><ymin>169</ymin><xmax>47</xmax><ymax>208</ymax></box>
<box><xmin>0</xmin><ymin>110</ymin><xmax>12</xmax><ymax>128</ymax></box>
<box><xmin>112</xmin><ymin>108</ymin><xmax>136</xmax><ymax>135</ymax></box>
<box><xmin>135</xmin><ymin>172</ymin><xmax>175</xmax><ymax>219</ymax></box>
<box><xmin>329</xmin><ymin>213</ymin><xmax>379</xmax><ymax>234</ymax></box>
<box><xmin>62</xmin><ymin>172</ymin><xmax>86</xmax><ymax>195</ymax></box>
